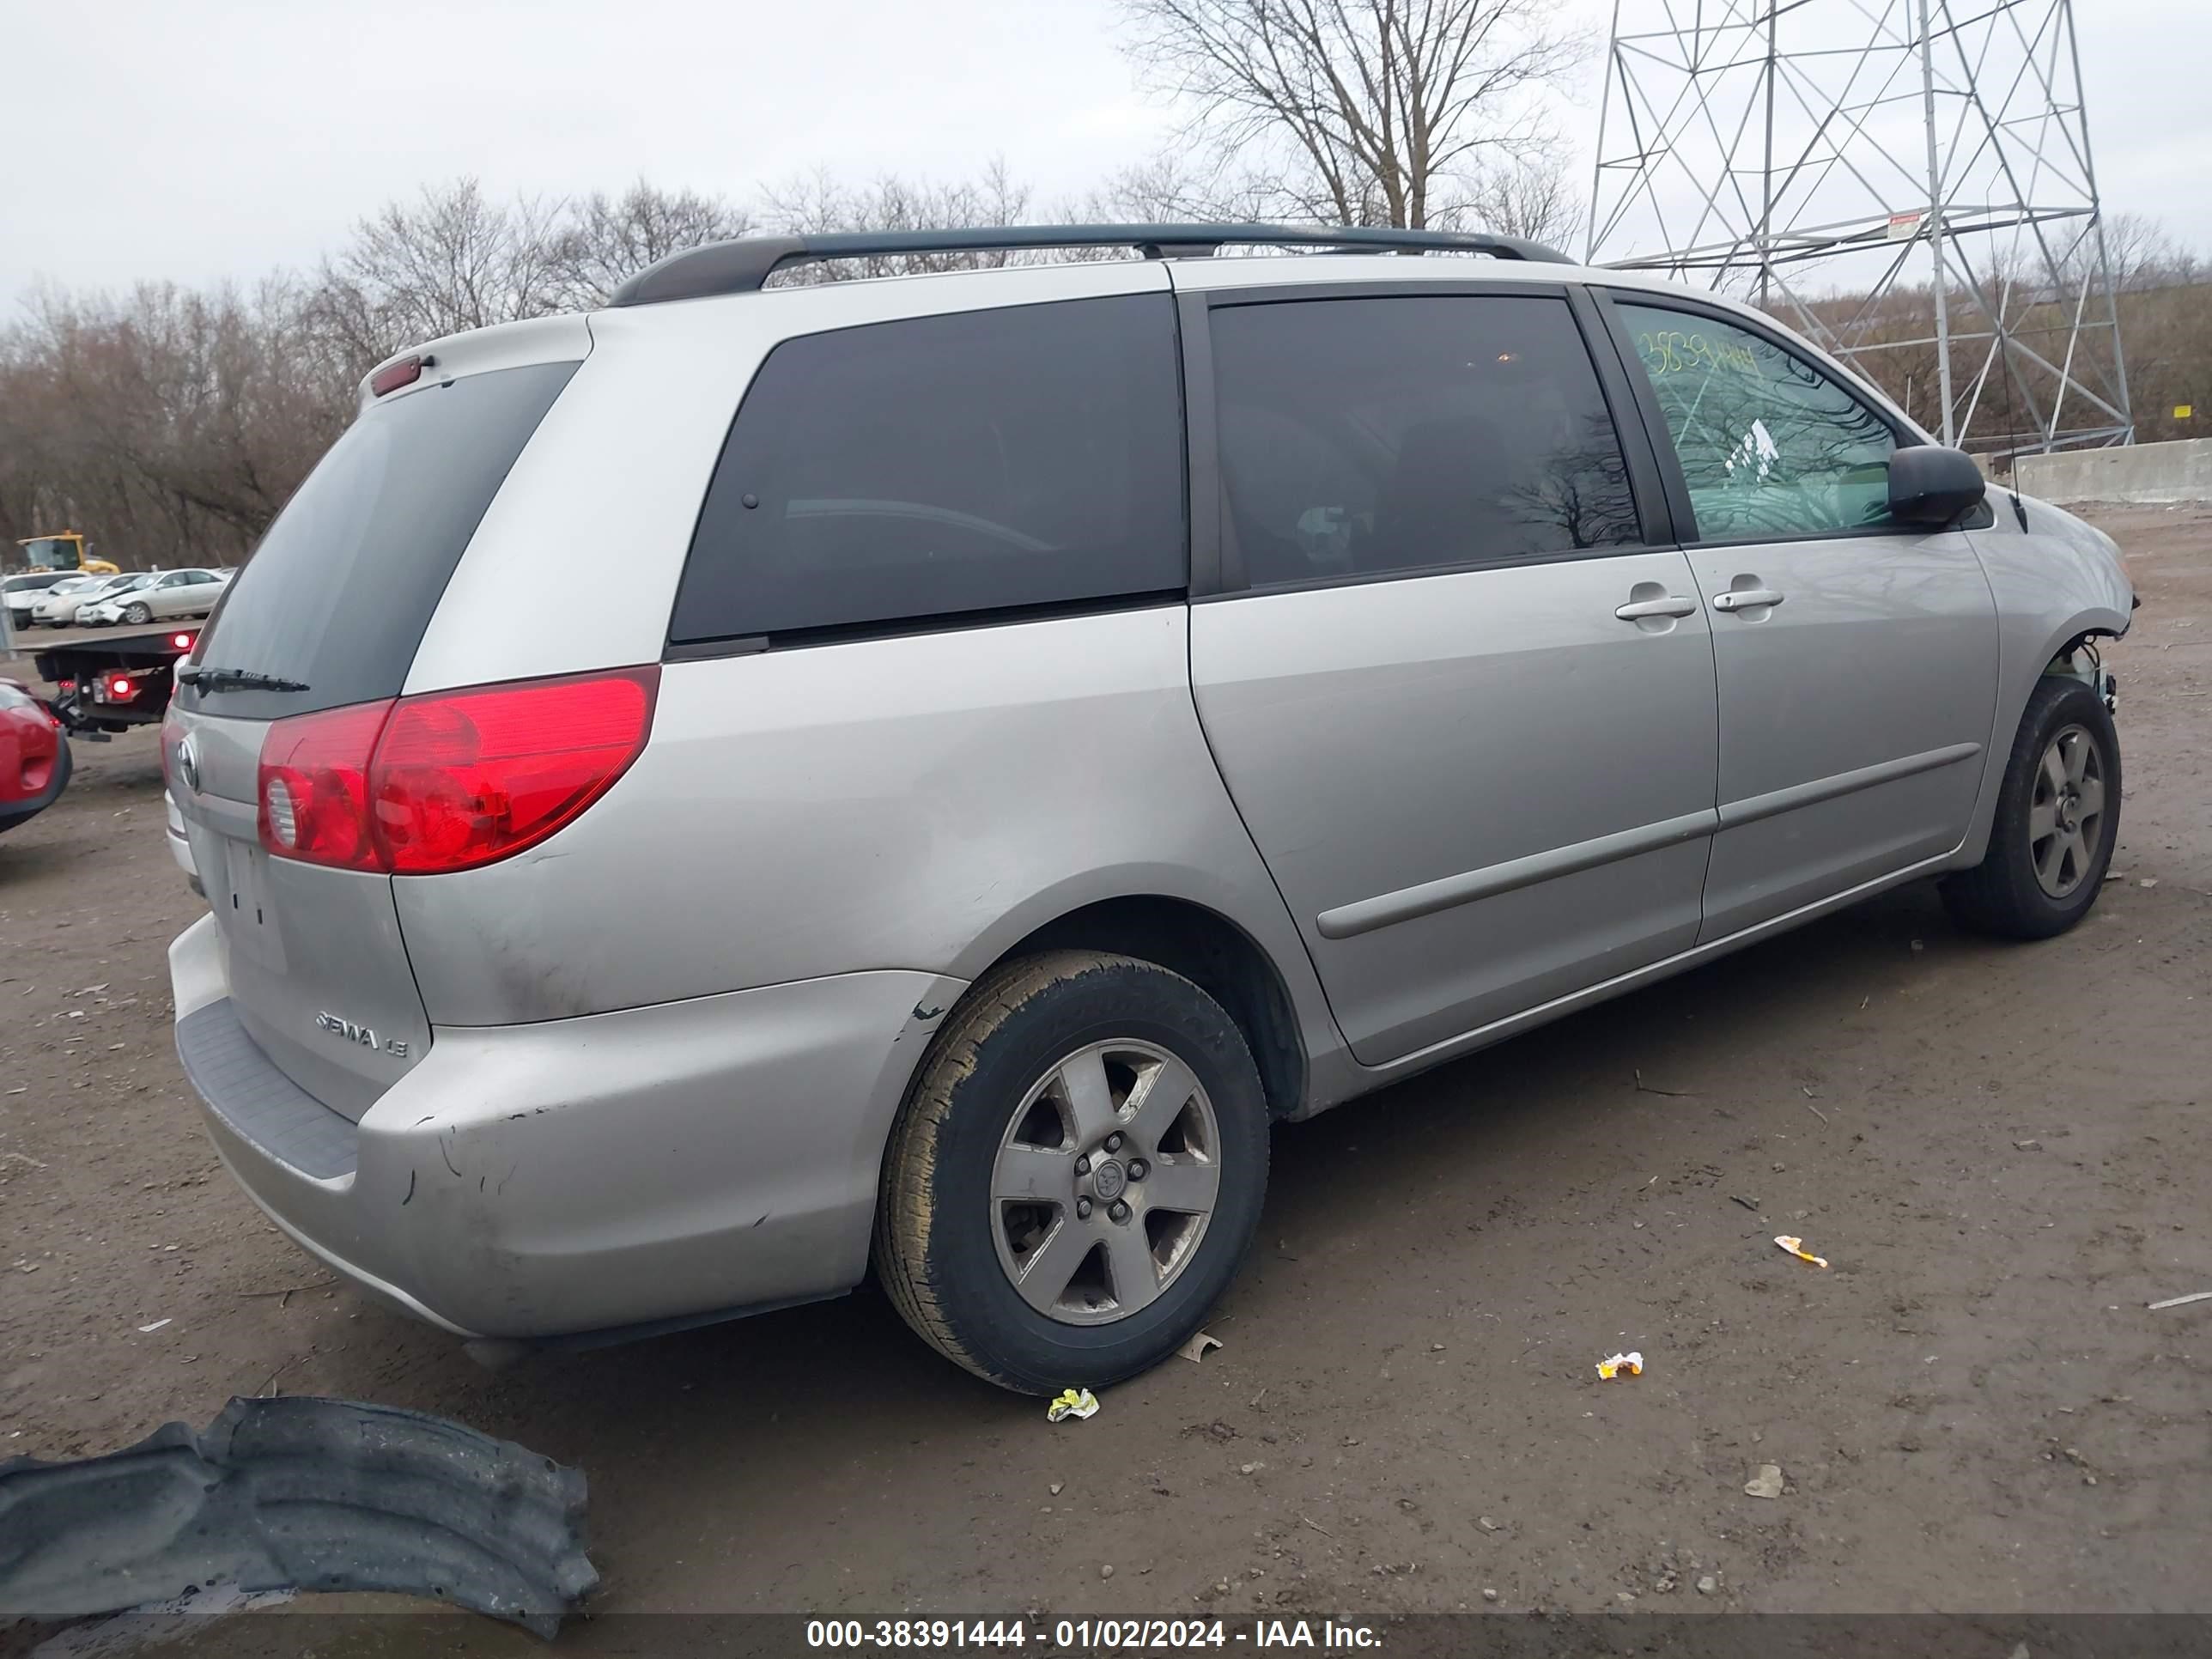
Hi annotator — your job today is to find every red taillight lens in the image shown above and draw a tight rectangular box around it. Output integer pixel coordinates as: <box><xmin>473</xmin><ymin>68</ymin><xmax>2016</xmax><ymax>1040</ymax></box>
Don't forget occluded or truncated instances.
<box><xmin>371</xmin><ymin>667</ymin><xmax>659</xmax><ymax>873</ymax></box>
<box><xmin>106</xmin><ymin>676</ymin><xmax>134</xmax><ymax>701</ymax></box>
<box><xmin>257</xmin><ymin>700</ymin><xmax>393</xmax><ymax>870</ymax></box>
<box><xmin>172</xmin><ymin>633</ymin><xmax>194</xmax><ymax>651</ymax></box>
<box><xmin>254</xmin><ymin>668</ymin><xmax>657</xmax><ymax>875</ymax></box>
<box><xmin>370</xmin><ymin>356</ymin><xmax>424</xmax><ymax>397</ymax></box>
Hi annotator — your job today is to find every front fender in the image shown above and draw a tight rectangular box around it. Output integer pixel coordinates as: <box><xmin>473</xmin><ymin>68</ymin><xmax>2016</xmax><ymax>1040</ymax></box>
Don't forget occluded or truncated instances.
<box><xmin>1955</xmin><ymin>494</ymin><xmax>2133</xmax><ymax>869</ymax></box>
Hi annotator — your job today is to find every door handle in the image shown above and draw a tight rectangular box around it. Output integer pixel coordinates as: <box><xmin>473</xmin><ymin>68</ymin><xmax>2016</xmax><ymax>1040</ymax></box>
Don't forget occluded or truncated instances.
<box><xmin>1711</xmin><ymin>588</ymin><xmax>1785</xmax><ymax>612</ymax></box>
<box><xmin>1614</xmin><ymin>595</ymin><xmax>1700</xmax><ymax>622</ymax></box>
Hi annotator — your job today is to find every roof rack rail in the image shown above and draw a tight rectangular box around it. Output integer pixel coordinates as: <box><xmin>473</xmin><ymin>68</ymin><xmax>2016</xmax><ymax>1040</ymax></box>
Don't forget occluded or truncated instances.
<box><xmin>608</xmin><ymin>222</ymin><xmax>1573</xmax><ymax>307</ymax></box>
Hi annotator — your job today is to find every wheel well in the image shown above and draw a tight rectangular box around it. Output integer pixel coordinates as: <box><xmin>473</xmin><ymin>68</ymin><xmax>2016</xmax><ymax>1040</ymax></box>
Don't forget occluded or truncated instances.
<box><xmin>1000</xmin><ymin>896</ymin><xmax>1307</xmax><ymax>1121</ymax></box>
<box><xmin>2053</xmin><ymin>626</ymin><xmax>2118</xmax><ymax>665</ymax></box>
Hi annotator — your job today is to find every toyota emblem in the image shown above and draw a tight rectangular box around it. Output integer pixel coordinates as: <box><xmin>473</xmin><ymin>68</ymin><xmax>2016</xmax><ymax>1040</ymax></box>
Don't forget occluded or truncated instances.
<box><xmin>174</xmin><ymin>733</ymin><xmax>200</xmax><ymax>795</ymax></box>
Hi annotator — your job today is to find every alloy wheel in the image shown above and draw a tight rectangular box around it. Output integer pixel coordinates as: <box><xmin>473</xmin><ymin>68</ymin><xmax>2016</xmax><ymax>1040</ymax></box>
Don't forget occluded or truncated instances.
<box><xmin>989</xmin><ymin>1040</ymin><xmax>1221</xmax><ymax>1325</ymax></box>
<box><xmin>2028</xmin><ymin>722</ymin><xmax>2106</xmax><ymax>899</ymax></box>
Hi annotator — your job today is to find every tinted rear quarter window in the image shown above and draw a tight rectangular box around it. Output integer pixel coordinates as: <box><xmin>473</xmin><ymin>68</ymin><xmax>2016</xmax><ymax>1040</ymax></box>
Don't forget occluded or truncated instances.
<box><xmin>183</xmin><ymin>361</ymin><xmax>578</xmax><ymax>719</ymax></box>
<box><xmin>671</xmin><ymin>293</ymin><xmax>1187</xmax><ymax>646</ymax></box>
<box><xmin>1209</xmin><ymin>294</ymin><xmax>1639</xmax><ymax>588</ymax></box>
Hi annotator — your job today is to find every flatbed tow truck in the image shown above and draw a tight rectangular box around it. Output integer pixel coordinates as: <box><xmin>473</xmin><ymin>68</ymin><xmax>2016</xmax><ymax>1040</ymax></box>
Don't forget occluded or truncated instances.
<box><xmin>27</xmin><ymin>625</ymin><xmax>202</xmax><ymax>740</ymax></box>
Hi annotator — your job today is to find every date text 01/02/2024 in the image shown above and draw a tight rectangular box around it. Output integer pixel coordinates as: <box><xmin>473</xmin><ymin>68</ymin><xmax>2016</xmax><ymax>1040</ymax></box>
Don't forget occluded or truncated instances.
<box><xmin>804</xmin><ymin>1619</ymin><xmax>1384</xmax><ymax>1649</ymax></box>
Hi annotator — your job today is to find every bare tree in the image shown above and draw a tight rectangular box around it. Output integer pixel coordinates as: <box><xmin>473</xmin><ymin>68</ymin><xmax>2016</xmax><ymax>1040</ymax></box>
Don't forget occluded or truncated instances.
<box><xmin>543</xmin><ymin>181</ymin><xmax>756</xmax><ymax>309</ymax></box>
<box><xmin>758</xmin><ymin>161</ymin><xmax>1035</xmax><ymax>278</ymax></box>
<box><xmin>315</xmin><ymin>179</ymin><xmax>563</xmax><ymax>357</ymax></box>
<box><xmin>0</xmin><ymin>280</ymin><xmax>350</xmax><ymax>565</ymax></box>
<box><xmin>1114</xmin><ymin>0</ymin><xmax>1587</xmax><ymax>228</ymax></box>
<box><xmin>1457</xmin><ymin>149</ymin><xmax>1581</xmax><ymax>247</ymax></box>
<box><xmin>1074</xmin><ymin>151</ymin><xmax>1283</xmax><ymax>227</ymax></box>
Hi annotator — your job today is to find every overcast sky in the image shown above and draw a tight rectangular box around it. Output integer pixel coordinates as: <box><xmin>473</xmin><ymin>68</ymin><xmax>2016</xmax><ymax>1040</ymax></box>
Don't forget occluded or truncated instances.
<box><xmin>3</xmin><ymin>0</ymin><xmax>2205</xmax><ymax>310</ymax></box>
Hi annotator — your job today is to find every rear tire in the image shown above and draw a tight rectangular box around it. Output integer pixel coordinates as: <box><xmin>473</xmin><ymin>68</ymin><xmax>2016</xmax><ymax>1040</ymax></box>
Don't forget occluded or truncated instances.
<box><xmin>1942</xmin><ymin>675</ymin><xmax>2121</xmax><ymax>940</ymax></box>
<box><xmin>876</xmin><ymin>951</ymin><xmax>1270</xmax><ymax>1395</ymax></box>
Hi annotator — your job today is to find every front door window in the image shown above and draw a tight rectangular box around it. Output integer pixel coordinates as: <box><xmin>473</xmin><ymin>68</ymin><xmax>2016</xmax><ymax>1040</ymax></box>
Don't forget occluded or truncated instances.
<box><xmin>1613</xmin><ymin>301</ymin><xmax>1897</xmax><ymax>540</ymax></box>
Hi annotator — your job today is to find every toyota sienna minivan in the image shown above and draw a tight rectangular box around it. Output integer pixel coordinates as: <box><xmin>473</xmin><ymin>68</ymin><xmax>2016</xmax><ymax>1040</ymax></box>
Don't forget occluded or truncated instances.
<box><xmin>166</xmin><ymin>222</ymin><xmax>2131</xmax><ymax>1392</ymax></box>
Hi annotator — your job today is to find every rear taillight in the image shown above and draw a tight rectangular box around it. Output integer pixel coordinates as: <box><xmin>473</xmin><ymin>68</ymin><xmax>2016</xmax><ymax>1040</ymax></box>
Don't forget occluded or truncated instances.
<box><xmin>370</xmin><ymin>667</ymin><xmax>659</xmax><ymax>872</ymax></box>
<box><xmin>258</xmin><ymin>700</ymin><xmax>392</xmax><ymax>870</ymax></box>
<box><xmin>255</xmin><ymin>667</ymin><xmax>658</xmax><ymax>875</ymax></box>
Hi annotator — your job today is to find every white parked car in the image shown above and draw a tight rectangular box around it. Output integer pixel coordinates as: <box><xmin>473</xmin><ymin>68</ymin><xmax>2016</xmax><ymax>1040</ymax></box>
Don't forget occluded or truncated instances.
<box><xmin>81</xmin><ymin>568</ymin><xmax>230</xmax><ymax>627</ymax></box>
<box><xmin>34</xmin><ymin>573</ymin><xmax>143</xmax><ymax>626</ymax></box>
<box><xmin>72</xmin><ymin>573</ymin><xmax>161</xmax><ymax>626</ymax></box>
<box><xmin>3</xmin><ymin>571</ymin><xmax>76</xmax><ymax>632</ymax></box>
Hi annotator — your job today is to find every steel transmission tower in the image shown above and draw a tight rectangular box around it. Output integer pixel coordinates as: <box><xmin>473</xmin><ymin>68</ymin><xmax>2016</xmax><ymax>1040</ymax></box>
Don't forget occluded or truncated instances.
<box><xmin>1586</xmin><ymin>0</ymin><xmax>2133</xmax><ymax>457</ymax></box>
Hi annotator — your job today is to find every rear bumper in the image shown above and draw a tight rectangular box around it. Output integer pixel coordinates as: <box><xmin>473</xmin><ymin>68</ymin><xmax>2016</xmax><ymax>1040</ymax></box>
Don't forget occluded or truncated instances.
<box><xmin>168</xmin><ymin>914</ymin><xmax>963</xmax><ymax>1340</ymax></box>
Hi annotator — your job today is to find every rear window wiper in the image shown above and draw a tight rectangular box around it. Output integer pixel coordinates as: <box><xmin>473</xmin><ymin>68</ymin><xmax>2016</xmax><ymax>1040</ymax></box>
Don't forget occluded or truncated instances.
<box><xmin>177</xmin><ymin>665</ymin><xmax>311</xmax><ymax>694</ymax></box>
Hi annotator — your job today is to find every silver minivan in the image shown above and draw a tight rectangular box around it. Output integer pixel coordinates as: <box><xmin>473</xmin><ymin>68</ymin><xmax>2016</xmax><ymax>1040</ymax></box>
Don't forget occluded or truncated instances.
<box><xmin>164</xmin><ymin>224</ymin><xmax>2132</xmax><ymax>1392</ymax></box>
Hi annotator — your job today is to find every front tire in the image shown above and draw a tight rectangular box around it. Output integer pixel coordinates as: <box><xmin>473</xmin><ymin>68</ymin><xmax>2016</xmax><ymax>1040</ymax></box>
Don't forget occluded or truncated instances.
<box><xmin>876</xmin><ymin>951</ymin><xmax>1270</xmax><ymax>1395</ymax></box>
<box><xmin>123</xmin><ymin>603</ymin><xmax>151</xmax><ymax>625</ymax></box>
<box><xmin>1942</xmin><ymin>674</ymin><xmax>2121</xmax><ymax>939</ymax></box>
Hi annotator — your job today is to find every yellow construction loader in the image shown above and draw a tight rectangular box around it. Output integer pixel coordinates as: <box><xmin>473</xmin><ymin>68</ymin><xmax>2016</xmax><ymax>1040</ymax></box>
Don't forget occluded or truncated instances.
<box><xmin>11</xmin><ymin>532</ymin><xmax>120</xmax><ymax>575</ymax></box>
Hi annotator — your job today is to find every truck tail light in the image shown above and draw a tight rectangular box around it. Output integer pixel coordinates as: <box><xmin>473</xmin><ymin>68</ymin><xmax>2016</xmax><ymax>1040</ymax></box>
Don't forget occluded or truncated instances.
<box><xmin>256</xmin><ymin>667</ymin><xmax>658</xmax><ymax>874</ymax></box>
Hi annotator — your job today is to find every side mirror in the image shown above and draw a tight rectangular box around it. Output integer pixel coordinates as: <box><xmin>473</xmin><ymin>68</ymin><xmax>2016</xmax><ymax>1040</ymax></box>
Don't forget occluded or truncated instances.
<box><xmin>1888</xmin><ymin>446</ymin><xmax>1987</xmax><ymax>526</ymax></box>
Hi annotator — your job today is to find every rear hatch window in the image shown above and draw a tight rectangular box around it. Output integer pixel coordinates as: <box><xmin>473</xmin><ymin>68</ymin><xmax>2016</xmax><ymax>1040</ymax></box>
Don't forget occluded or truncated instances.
<box><xmin>179</xmin><ymin>361</ymin><xmax>578</xmax><ymax>721</ymax></box>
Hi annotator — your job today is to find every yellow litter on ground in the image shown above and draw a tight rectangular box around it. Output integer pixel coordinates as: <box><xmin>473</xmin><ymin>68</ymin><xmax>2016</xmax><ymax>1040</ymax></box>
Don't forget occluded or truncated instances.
<box><xmin>1774</xmin><ymin>1235</ymin><xmax>1831</xmax><ymax>1268</ymax></box>
<box><xmin>1047</xmin><ymin>1388</ymin><xmax>1101</xmax><ymax>1423</ymax></box>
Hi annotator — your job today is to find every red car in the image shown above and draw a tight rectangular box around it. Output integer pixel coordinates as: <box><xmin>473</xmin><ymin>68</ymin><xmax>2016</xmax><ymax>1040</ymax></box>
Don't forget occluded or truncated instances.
<box><xmin>0</xmin><ymin>678</ymin><xmax>70</xmax><ymax>836</ymax></box>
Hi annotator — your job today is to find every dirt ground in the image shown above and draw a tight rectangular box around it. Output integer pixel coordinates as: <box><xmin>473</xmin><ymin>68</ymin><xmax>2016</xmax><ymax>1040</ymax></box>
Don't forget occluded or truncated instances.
<box><xmin>3</xmin><ymin>507</ymin><xmax>2209</xmax><ymax>1634</ymax></box>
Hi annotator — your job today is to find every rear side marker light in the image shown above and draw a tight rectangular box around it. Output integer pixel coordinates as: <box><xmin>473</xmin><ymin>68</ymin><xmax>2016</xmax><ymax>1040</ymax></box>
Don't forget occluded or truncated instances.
<box><xmin>256</xmin><ymin>666</ymin><xmax>659</xmax><ymax>875</ymax></box>
<box><xmin>172</xmin><ymin>633</ymin><xmax>194</xmax><ymax>650</ymax></box>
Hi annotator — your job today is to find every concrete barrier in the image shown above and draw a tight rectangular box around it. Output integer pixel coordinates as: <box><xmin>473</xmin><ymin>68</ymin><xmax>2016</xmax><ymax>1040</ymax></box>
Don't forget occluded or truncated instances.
<box><xmin>2014</xmin><ymin>438</ymin><xmax>2212</xmax><ymax>505</ymax></box>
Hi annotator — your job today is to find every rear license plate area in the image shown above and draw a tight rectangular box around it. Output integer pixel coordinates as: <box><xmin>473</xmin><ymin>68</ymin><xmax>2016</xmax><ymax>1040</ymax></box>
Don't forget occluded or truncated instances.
<box><xmin>218</xmin><ymin>838</ymin><xmax>284</xmax><ymax>969</ymax></box>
